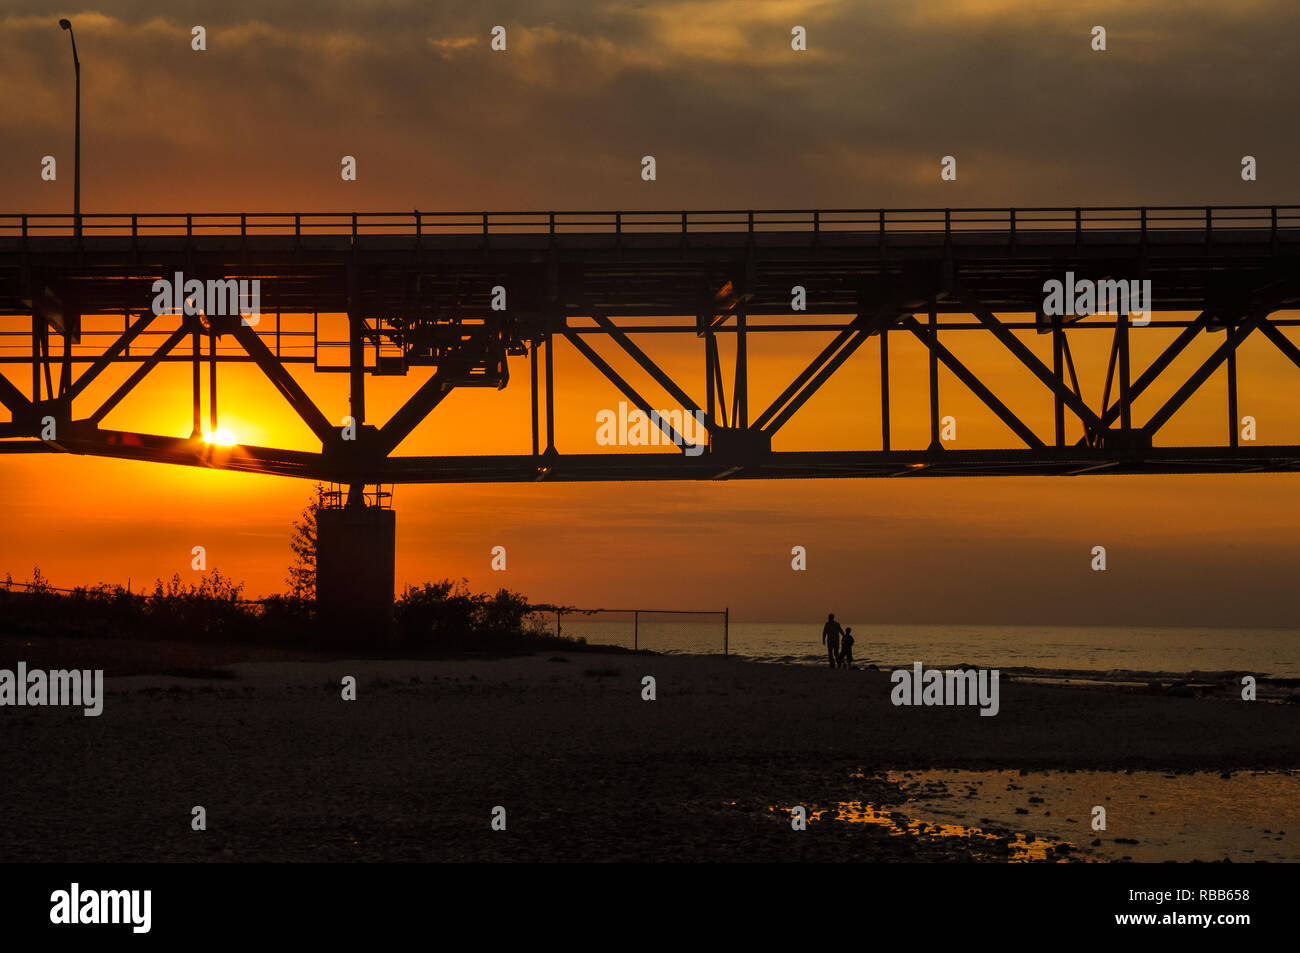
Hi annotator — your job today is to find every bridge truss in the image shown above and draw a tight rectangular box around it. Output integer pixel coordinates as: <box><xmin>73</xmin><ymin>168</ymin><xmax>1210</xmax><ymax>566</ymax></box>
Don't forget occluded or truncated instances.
<box><xmin>2</xmin><ymin>206</ymin><xmax>1299</xmax><ymax>484</ymax></box>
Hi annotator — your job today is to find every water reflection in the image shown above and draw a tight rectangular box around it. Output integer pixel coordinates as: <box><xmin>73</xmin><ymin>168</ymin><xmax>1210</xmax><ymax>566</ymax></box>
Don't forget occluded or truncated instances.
<box><xmin>770</xmin><ymin>768</ymin><xmax>1298</xmax><ymax>863</ymax></box>
<box><xmin>769</xmin><ymin>801</ymin><xmax>1075</xmax><ymax>862</ymax></box>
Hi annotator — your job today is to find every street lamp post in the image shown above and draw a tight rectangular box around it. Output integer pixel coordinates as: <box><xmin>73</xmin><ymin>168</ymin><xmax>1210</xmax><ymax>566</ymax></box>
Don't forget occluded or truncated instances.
<box><xmin>58</xmin><ymin>18</ymin><xmax>80</xmax><ymax>240</ymax></box>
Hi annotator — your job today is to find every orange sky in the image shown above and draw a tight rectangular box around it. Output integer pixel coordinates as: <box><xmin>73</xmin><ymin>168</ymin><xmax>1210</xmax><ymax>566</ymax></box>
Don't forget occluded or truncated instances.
<box><xmin>4</xmin><ymin>312</ymin><xmax>1299</xmax><ymax>624</ymax></box>
<box><xmin>2</xmin><ymin>3</ymin><xmax>1299</xmax><ymax>625</ymax></box>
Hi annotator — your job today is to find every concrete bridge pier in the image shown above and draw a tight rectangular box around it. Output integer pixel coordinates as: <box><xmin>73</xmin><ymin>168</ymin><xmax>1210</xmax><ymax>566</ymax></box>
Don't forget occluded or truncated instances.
<box><xmin>314</xmin><ymin>488</ymin><xmax>397</xmax><ymax>646</ymax></box>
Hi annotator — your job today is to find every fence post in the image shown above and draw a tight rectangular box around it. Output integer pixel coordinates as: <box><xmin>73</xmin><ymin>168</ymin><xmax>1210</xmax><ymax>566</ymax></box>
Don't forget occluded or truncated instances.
<box><xmin>556</xmin><ymin>609</ymin><xmax>562</xmax><ymax>639</ymax></box>
<box><xmin>634</xmin><ymin>610</ymin><xmax>638</xmax><ymax>651</ymax></box>
<box><xmin>724</xmin><ymin>608</ymin><xmax>729</xmax><ymax>657</ymax></box>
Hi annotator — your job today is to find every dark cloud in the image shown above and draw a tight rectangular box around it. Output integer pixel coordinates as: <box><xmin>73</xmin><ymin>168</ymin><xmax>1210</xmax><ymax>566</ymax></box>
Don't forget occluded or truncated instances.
<box><xmin>3</xmin><ymin>1</ymin><xmax>1297</xmax><ymax>210</ymax></box>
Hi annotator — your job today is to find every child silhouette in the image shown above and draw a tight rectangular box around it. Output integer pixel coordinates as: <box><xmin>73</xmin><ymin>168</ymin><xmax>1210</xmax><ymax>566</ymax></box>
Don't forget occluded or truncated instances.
<box><xmin>839</xmin><ymin>627</ymin><xmax>855</xmax><ymax>668</ymax></box>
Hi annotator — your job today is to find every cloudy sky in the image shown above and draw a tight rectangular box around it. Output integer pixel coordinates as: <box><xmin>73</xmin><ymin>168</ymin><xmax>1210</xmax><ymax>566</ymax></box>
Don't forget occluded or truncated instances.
<box><xmin>3</xmin><ymin>1</ymin><xmax>1298</xmax><ymax>211</ymax></box>
<box><xmin>2</xmin><ymin>1</ymin><xmax>1299</xmax><ymax>628</ymax></box>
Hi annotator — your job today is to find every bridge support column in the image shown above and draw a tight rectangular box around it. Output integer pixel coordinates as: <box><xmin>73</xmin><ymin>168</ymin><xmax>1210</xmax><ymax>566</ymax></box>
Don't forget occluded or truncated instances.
<box><xmin>315</xmin><ymin>497</ymin><xmax>396</xmax><ymax>646</ymax></box>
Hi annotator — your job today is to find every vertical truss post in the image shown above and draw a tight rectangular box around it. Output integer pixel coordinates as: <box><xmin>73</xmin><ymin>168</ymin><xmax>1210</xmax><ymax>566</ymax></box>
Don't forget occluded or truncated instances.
<box><xmin>704</xmin><ymin>325</ymin><xmax>716</xmax><ymax>426</ymax></box>
<box><xmin>30</xmin><ymin>315</ymin><xmax>40</xmax><ymax>401</ymax></box>
<box><xmin>1052</xmin><ymin>320</ymin><xmax>1065</xmax><ymax>447</ymax></box>
<box><xmin>41</xmin><ymin>323</ymin><xmax>53</xmax><ymax>404</ymax></box>
<box><xmin>348</xmin><ymin>321</ymin><xmax>365</xmax><ymax>424</ymax></box>
<box><xmin>191</xmin><ymin>324</ymin><xmax>201</xmax><ymax>438</ymax></box>
<box><xmin>1227</xmin><ymin>322</ymin><xmax>1239</xmax><ymax>448</ymax></box>
<box><xmin>879</xmin><ymin>327</ymin><xmax>890</xmax><ymax>451</ymax></box>
<box><xmin>208</xmin><ymin>326</ymin><xmax>217</xmax><ymax>435</ymax></box>
<box><xmin>544</xmin><ymin>331</ymin><xmax>555</xmax><ymax>453</ymax></box>
<box><xmin>348</xmin><ymin>260</ymin><xmax>365</xmax><ymax>431</ymax></box>
<box><xmin>530</xmin><ymin>338</ymin><xmax>540</xmax><ymax>456</ymax></box>
<box><xmin>927</xmin><ymin>303</ymin><xmax>940</xmax><ymax>450</ymax></box>
<box><xmin>733</xmin><ymin>310</ymin><xmax>748</xmax><ymax>428</ymax></box>
<box><xmin>57</xmin><ymin>329</ymin><xmax>71</xmax><ymax>398</ymax></box>
<box><xmin>1118</xmin><ymin>307</ymin><xmax>1131</xmax><ymax>431</ymax></box>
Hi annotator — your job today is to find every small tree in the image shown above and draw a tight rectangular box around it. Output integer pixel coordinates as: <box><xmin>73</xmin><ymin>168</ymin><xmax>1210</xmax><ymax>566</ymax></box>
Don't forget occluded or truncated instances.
<box><xmin>286</xmin><ymin>484</ymin><xmax>325</xmax><ymax>601</ymax></box>
<box><xmin>29</xmin><ymin>566</ymin><xmax>51</xmax><ymax>594</ymax></box>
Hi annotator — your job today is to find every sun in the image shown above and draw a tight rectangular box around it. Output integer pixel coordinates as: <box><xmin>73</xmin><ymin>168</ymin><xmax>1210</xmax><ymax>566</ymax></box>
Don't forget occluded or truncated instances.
<box><xmin>203</xmin><ymin>428</ymin><xmax>238</xmax><ymax>447</ymax></box>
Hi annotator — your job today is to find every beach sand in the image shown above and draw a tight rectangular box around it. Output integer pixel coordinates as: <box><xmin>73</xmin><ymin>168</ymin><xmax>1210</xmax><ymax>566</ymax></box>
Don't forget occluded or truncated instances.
<box><xmin>1</xmin><ymin>641</ymin><xmax>1296</xmax><ymax>862</ymax></box>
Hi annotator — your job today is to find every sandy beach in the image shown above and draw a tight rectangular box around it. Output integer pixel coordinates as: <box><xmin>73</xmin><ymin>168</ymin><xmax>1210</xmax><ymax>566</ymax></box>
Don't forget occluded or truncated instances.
<box><xmin>1</xmin><ymin>638</ymin><xmax>1296</xmax><ymax>862</ymax></box>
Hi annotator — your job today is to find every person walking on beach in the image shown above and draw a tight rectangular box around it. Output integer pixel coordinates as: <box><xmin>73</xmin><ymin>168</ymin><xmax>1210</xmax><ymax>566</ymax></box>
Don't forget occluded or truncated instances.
<box><xmin>838</xmin><ymin>627</ymin><xmax>855</xmax><ymax>669</ymax></box>
<box><xmin>822</xmin><ymin>613</ymin><xmax>843</xmax><ymax>668</ymax></box>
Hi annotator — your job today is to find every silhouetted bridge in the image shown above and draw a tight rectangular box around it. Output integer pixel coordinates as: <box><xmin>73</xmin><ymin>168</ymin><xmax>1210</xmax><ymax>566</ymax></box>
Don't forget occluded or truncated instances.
<box><xmin>3</xmin><ymin>206</ymin><xmax>1299</xmax><ymax>482</ymax></box>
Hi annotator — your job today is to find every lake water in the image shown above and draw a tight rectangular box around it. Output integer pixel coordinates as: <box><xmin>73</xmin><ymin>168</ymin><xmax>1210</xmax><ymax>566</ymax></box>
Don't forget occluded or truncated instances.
<box><xmin>550</xmin><ymin>618</ymin><xmax>1300</xmax><ymax>678</ymax></box>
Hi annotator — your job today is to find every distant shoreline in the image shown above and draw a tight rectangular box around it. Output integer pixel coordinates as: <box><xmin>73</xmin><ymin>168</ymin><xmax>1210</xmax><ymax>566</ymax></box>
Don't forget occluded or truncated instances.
<box><xmin>2</xmin><ymin>631</ymin><xmax>1296</xmax><ymax>699</ymax></box>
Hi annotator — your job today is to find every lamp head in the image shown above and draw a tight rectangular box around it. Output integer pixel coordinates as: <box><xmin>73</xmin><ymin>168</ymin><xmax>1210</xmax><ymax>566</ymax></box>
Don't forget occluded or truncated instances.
<box><xmin>59</xmin><ymin>18</ymin><xmax>72</xmax><ymax>30</ymax></box>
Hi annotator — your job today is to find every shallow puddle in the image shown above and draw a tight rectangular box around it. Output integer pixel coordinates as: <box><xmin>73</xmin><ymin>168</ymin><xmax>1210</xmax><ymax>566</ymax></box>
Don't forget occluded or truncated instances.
<box><xmin>770</xmin><ymin>768</ymin><xmax>1297</xmax><ymax>862</ymax></box>
<box><xmin>767</xmin><ymin>800</ymin><xmax>1077</xmax><ymax>861</ymax></box>
<box><xmin>829</xmin><ymin>800</ymin><xmax>1069</xmax><ymax>861</ymax></box>
<box><xmin>878</xmin><ymin>769</ymin><xmax>1298</xmax><ymax>862</ymax></box>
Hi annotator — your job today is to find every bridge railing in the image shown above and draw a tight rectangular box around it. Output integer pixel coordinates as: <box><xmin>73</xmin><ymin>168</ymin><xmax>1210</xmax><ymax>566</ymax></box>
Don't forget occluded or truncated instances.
<box><xmin>2</xmin><ymin>206</ymin><xmax>1298</xmax><ymax>242</ymax></box>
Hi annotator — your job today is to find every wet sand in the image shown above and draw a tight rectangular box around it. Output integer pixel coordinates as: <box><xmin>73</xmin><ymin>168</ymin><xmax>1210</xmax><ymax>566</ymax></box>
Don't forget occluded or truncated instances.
<box><xmin>1</xmin><ymin>646</ymin><xmax>1296</xmax><ymax>862</ymax></box>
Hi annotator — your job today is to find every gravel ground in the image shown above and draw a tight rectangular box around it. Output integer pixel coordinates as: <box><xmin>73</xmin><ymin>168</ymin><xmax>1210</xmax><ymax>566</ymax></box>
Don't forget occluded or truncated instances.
<box><xmin>1</xmin><ymin>647</ymin><xmax>1296</xmax><ymax>862</ymax></box>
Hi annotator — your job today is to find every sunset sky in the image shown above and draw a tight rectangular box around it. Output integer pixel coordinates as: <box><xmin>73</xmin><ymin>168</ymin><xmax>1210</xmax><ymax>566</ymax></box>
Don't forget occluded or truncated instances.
<box><xmin>2</xmin><ymin>1</ymin><xmax>1298</xmax><ymax>626</ymax></box>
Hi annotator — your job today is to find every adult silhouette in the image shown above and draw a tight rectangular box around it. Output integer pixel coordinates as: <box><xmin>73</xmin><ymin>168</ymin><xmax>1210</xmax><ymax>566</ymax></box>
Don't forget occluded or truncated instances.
<box><xmin>821</xmin><ymin>613</ymin><xmax>843</xmax><ymax>668</ymax></box>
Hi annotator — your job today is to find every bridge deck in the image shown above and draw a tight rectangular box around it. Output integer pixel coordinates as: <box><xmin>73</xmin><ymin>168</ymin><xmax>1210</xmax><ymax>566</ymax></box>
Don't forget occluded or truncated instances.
<box><xmin>3</xmin><ymin>218</ymin><xmax>1299</xmax><ymax>317</ymax></box>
